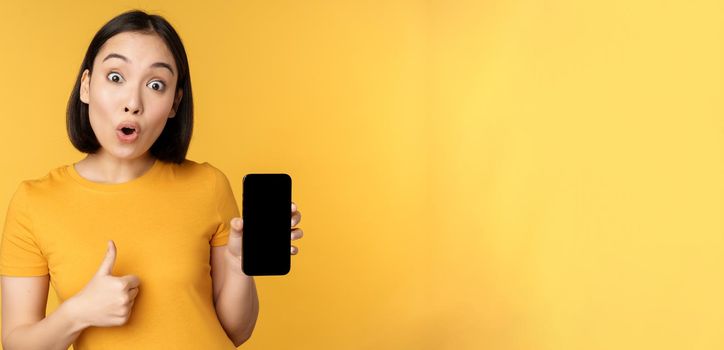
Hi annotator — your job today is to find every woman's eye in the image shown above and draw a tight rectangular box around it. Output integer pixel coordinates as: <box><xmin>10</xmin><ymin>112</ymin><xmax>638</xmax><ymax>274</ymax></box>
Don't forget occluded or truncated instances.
<box><xmin>148</xmin><ymin>81</ymin><xmax>165</xmax><ymax>91</ymax></box>
<box><xmin>107</xmin><ymin>72</ymin><xmax>124</xmax><ymax>83</ymax></box>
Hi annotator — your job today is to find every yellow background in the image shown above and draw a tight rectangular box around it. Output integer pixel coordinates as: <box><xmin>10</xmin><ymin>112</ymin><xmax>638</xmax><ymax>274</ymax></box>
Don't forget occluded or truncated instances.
<box><xmin>1</xmin><ymin>0</ymin><xmax>723</xmax><ymax>349</ymax></box>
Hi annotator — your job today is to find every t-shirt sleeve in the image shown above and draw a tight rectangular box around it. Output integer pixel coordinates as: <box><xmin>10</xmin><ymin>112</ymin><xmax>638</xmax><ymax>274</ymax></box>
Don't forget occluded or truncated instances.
<box><xmin>0</xmin><ymin>182</ymin><xmax>48</xmax><ymax>276</ymax></box>
<box><xmin>209</xmin><ymin>166</ymin><xmax>240</xmax><ymax>247</ymax></box>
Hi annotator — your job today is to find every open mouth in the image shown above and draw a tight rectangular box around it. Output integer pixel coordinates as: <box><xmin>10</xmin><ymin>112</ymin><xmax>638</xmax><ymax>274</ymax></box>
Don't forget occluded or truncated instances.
<box><xmin>121</xmin><ymin>127</ymin><xmax>136</xmax><ymax>135</ymax></box>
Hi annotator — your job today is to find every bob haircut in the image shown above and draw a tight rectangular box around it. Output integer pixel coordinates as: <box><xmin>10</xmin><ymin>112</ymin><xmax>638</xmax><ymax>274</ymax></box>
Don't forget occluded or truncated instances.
<box><xmin>66</xmin><ymin>10</ymin><xmax>193</xmax><ymax>164</ymax></box>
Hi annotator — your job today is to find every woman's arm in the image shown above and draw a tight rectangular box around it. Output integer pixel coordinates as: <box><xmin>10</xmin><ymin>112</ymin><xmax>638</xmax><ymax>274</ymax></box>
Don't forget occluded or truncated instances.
<box><xmin>215</xmin><ymin>252</ymin><xmax>259</xmax><ymax>346</ymax></box>
<box><xmin>1</xmin><ymin>275</ymin><xmax>89</xmax><ymax>350</ymax></box>
<box><xmin>212</xmin><ymin>246</ymin><xmax>259</xmax><ymax>347</ymax></box>
<box><xmin>211</xmin><ymin>203</ymin><xmax>301</xmax><ymax>346</ymax></box>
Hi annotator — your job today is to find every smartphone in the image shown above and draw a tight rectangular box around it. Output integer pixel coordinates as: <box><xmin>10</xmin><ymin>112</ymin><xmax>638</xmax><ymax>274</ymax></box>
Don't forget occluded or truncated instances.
<box><xmin>242</xmin><ymin>173</ymin><xmax>292</xmax><ymax>276</ymax></box>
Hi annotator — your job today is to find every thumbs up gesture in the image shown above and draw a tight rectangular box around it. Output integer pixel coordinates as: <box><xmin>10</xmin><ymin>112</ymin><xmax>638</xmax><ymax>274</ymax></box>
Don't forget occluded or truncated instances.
<box><xmin>68</xmin><ymin>240</ymin><xmax>141</xmax><ymax>328</ymax></box>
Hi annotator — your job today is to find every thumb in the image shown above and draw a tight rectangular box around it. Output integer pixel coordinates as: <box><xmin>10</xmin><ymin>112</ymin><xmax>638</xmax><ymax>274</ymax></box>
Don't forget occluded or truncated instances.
<box><xmin>96</xmin><ymin>240</ymin><xmax>116</xmax><ymax>276</ymax></box>
<box><xmin>230</xmin><ymin>218</ymin><xmax>243</xmax><ymax>237</ymax></box>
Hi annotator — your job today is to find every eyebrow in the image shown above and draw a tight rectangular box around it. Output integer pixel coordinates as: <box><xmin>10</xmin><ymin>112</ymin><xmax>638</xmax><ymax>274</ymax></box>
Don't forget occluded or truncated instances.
<box><xmin>102</xmin><ymin>53</ymin><xmax>175</xmax><ymax>76</ymax></box>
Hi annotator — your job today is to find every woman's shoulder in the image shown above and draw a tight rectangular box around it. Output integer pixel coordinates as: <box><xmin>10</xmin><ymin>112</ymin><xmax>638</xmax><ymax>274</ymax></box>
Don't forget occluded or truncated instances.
<box><xmin>8</xmin><ymin>164</ymin><xmax>70</xmax><ymax>201</ymax></box>
<box><xmin>25</xmin><ymin>164</ymin><xmax>69</xmax><ymax>188</ymax></box>
<box><xmin>167</xmin><ymin>158</ymin><xmax>227</xmax><ymax>182</ymax></box>
<box><xmin>161</xmin><ymin>159</ymin><xmax>233</xmax><ymax>198</ymax></box>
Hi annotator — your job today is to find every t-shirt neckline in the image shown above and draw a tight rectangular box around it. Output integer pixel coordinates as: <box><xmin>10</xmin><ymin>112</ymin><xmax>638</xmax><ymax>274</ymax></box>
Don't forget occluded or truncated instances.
<box><xmin>67</xmin><ymin>158</ymin><xmax>163</xmax><ymax>192</ymax></box>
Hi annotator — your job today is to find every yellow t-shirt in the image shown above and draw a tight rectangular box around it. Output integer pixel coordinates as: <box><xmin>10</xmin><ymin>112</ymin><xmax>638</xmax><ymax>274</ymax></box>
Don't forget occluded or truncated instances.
<box><xmin>0</xmin><ymin>158</ymin><xmax>240</xmax><ymax>349</ymax></box>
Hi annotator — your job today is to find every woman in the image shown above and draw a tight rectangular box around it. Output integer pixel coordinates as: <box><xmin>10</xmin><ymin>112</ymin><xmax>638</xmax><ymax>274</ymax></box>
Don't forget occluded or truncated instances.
<box><xmin>0</xmin><ymin>10</ymin><xmax>303</xmax><ymax>349</ymax></box>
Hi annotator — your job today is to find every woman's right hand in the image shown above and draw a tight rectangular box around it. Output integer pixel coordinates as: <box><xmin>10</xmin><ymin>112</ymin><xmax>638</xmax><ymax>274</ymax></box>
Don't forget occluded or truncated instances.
<box><xmin>67</xmin><ymin>240</ymin><xmax>141</xmax><ymax>328</ymax></box>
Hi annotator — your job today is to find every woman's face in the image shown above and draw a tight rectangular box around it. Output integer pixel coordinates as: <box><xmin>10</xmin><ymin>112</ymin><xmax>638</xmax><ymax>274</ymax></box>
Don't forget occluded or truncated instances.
<box><xmin>80</xmin><ymin>31</ymin><xmax>182</xmax><ymax>161</ymax></box>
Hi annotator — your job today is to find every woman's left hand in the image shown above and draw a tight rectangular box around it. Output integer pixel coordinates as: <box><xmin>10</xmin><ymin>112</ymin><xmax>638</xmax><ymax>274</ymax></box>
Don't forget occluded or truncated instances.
<box><xmin>225</xmin><ymin>202</ymin><xmax>303</xmax><ymax>263</ymax></box>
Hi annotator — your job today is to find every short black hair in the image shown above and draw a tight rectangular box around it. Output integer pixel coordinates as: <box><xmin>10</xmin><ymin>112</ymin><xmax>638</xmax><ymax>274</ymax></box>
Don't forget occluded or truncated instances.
<box><xmin>66</xmin><ymin>9</ymin><xmax>193</xmax><ymax>164</ymax></box>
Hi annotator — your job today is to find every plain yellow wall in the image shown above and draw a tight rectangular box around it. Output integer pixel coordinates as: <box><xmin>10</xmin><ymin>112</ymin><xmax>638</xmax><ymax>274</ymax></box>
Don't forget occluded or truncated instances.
<box><xmin>0</xmin><ymin>1</ymin><xmax>722</xmax><ymax>349</ymax></box>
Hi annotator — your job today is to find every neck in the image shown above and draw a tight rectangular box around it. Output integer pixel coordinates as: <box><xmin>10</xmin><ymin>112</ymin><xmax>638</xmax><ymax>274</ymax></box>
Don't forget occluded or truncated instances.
<box><xmin>75</xmin><ymin>152</ymin><xmax>156</xmax><ymax>184</ymax></box>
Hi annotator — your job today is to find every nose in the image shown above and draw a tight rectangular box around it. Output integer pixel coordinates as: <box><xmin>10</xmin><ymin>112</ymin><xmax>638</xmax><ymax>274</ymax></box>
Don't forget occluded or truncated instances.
<box><xmin>124</xmin><ymin>87</ymin><xmax>143</xmax><ymax>115</ymax></box>
<box><xmin>124</xmin><ymin>106</ymin><xmax>141</xmax><ymax>114</ymax></box>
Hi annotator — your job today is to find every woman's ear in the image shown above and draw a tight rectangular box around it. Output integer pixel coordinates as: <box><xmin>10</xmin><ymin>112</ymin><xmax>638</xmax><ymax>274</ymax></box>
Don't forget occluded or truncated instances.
<box><xmin>80</xmin><ymin>69</ymin><xmax>90</xmax><ymax>104</ymax></box>
<box><xmin>169</xmin><ymin>89</ymin><xmax>183</xmax><ymax>118</ymax></box>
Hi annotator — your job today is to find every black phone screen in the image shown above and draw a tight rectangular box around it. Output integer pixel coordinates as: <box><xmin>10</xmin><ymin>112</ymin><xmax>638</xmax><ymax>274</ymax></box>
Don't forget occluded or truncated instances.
<box><xmin>242</xmin><ymin>173</ymin><xmax>292</xmax><ymax>276</ymax></box>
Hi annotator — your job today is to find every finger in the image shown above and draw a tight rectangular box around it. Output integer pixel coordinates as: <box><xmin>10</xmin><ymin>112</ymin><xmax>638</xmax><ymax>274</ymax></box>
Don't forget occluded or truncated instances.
<box><xmin>291</xmin><ymin>228</ymin><xmax>303</xmax><ymax>240</ymax></box>
<box><xmin>231</xmin><ymin>217</ymin><xmax>243</xmax><ymax>232</ymax></box>
<box><xmin>129</xmin><ymin>287</ymin><xmax>139</xmax><ymax>300</ymax></box>
<box><xmin>96</xmin><ymin>240</ymin><xmax>117</xmax><ymax>276</ymax></box>
<box><xmin>291</xmin><ymin>210</ymin><xmax>301</xmax><ymax>227</ymax></box>
<box><xmin>291</xmin><ymin>245</ymin><xmax>298</xmax><ymax>255</ymax></box>
<box><xmin>291</xmin><ymin>202</ymin><xmax>296</xmax><ymax>212</ymax></box>
<box><xmin>121</xmin><ymin>274</ymin><xmax>141</xmax><ymax>289</ymax></box>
